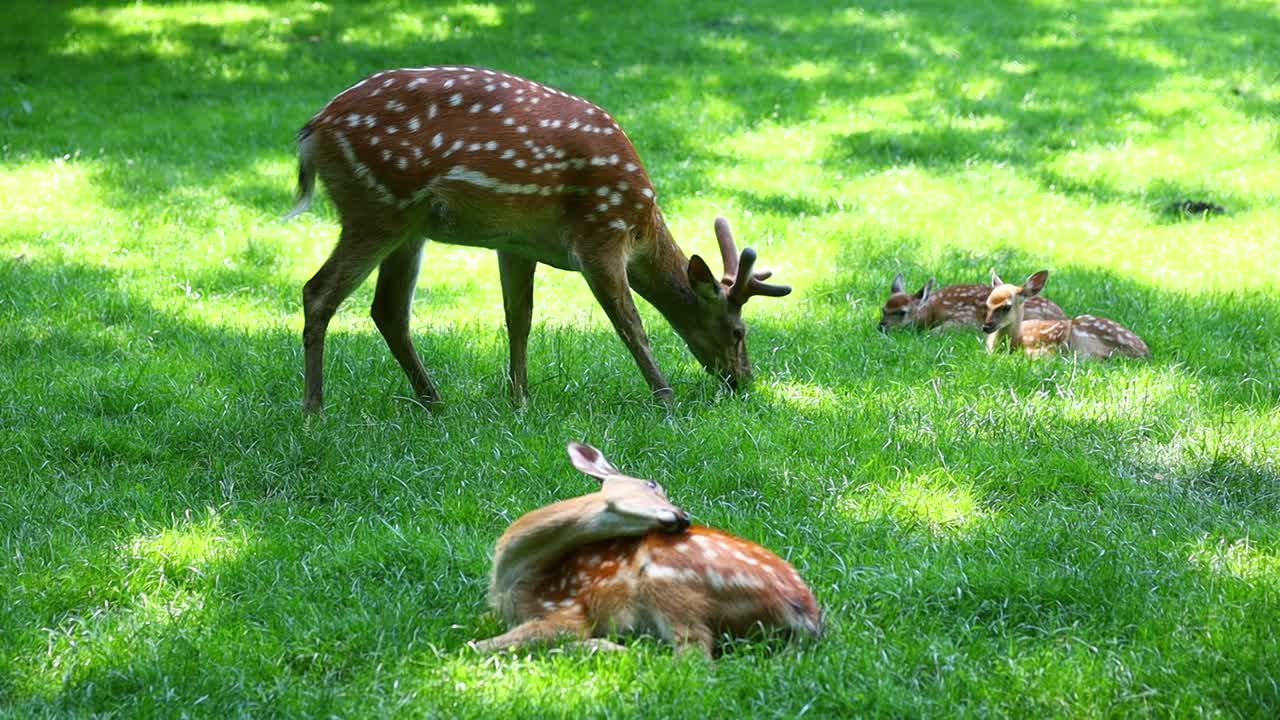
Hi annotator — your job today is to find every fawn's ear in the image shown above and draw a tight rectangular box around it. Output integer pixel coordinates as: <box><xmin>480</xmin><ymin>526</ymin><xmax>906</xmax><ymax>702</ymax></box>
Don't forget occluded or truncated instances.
<box><xmin>1023</xmin><ymin>270</ymin><xmax>1049</xmax><ymax>297</ymax></box>
<box><xmin>891</xmin><ymin>272</ymin><xmax>905</xmax><ymax>294</ymax></box>
<box><xmin>916</xmin><ymin>277</ymin><xmax>936</xmax><ymax>302</ymax></box>
<box><xmin>568</xmin><ymin>442</ymin><xmax>621</xmax><ymax>482</ymax></box>
<box><xmin>991</xmin><ymin>269</ymin><xmax>1004</xmax><ymax>288</ymax></box>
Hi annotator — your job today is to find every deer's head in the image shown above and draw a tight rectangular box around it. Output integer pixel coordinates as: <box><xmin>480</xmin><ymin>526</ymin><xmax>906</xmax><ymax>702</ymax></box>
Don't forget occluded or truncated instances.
<box><xmin>567</xmin><ymin>442</ymin><xmax>691</xmax><ymax>534</ymax></box>
<box><xmin>878</xmin><ymin>273</ymin><xmax>936</xmax><ymax>332</ymax></box>
<box><xmin>679</xmin><ymin>217</ymin><xmax>791</xmax><ymax>389</ymax></box>
<box><xmin>983</xmin><ymin>269</ymin><xmax>1048</xmax><ymax>334</ymax></box>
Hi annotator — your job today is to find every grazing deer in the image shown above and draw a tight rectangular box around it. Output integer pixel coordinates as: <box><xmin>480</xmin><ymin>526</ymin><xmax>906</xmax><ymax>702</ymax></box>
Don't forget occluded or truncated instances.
<box><xmin>878</xmin><ymin>273</ymin><xmax>1065</xmax><ymax>332</ymax></box>
<box><xmin>984</xmin><ymin>270</ymin><xmax>1150</xmax><ymax>358</ymax></box>
<box><xmin>287</xmin><ymin>66</ymin><xmax>790</xmax><ymax>412</ymax></box>
<box><xmin>473</xmin><ymin>442</ymin><xmax>823</xmax><ymax>657</ymax></box>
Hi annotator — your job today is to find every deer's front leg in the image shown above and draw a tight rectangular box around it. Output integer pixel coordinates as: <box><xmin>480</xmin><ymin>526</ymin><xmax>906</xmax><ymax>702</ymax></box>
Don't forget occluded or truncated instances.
<box><xmin>498</xmin><ymin>251</ymin><xmax>538</xmax><ymax>408</ymax></box>
<box><xmin>579</xmin><ymin>258</ymin><xmax>674</xmax><ymax>404</ymax></box>
<box><xmin>469</xmin><ymin>610</ymin><xmax>593</xmax><ymax>653</ymax></box>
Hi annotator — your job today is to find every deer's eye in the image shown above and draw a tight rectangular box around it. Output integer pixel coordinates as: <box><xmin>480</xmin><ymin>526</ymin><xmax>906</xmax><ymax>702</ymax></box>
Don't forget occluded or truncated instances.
<box><xmin>647</xmin><ymin>480</ymin><xmax>658</xmax><ymax>491</ymax></box>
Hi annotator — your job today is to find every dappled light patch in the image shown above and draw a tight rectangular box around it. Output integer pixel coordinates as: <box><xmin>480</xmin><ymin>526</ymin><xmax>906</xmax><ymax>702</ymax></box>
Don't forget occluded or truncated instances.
<box><xmin>1188</xmin><ymin>536</ymin><xmax>1280</xmax><ymax>586</ymax></box>
<box><xmin>838</xmin><ymin>471</ymin><xmax>990</xmax><ymax>538</ymax></box>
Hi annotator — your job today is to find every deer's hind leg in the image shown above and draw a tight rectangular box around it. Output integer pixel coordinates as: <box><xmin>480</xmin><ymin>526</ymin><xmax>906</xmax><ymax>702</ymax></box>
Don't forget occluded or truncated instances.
<box><xmin>371</xmin><ymin>237</ymin><xmax>442</xmax><ymax>410</ymax></box>
<box><xmin>303</xmin><ymin>223</ymin><xmax>402</xmax><ymax>414</ymax></box>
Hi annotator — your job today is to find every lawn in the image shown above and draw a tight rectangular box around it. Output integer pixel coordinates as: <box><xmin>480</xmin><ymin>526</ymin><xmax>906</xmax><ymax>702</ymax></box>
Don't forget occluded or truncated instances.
<box><xmin>2</xmin><ymin>0</ymin><xmax>1279</xmax><ymax>717</ymax></box>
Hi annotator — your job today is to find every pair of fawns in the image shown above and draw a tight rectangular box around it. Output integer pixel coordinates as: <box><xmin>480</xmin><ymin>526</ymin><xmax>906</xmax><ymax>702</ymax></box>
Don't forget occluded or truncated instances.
<box><xmin>879</xmin><ymin>271</ymin><xmax>1150</xmax><ymax>359</ymax></box>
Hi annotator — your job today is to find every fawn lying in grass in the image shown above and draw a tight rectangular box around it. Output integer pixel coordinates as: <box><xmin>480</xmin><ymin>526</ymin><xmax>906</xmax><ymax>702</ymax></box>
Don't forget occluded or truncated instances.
<box><xmin>984</xmin><ymin>270</ymin><xmax>1150</xmax><ymax>359</ymax></box>
<box><xmin>879</xmin><ymin>272</ymin><xmax>1065</xmax><ymax>332</ymax></box>
<box><xmin>473</xmin><ymin>442</ymin><xmax>822</xmax><ymax>657</ymax></box>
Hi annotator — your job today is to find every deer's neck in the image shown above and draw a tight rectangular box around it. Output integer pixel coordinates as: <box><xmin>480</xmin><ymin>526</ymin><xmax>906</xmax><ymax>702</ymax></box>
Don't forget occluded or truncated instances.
<box><xmin>624</xmin><ymin>215</ymin><xmax>702</xmax><ymax>331</ymax></box>
<box><xmin>1005</xmin><ymin>302</ymin><xmax>1029</xmax><ymax>349</ymax></box>
<box><xmin>489</xmin><ymin>495</ymin><xmax>615</xmax><ymax>620</ymax></box>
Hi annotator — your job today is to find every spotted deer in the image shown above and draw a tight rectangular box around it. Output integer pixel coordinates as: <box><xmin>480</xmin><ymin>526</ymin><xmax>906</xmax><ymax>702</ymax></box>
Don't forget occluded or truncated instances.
<box><xmin>472</xmin><ymin>442</ymin><xmax>823</xmax><ymax>657</ymax></box>
<box><xmin>879</xmin><ymin>273</ymin><xmax>1065</xmax><ymax>333</ymax></box>
<box><xmin>984</xmin><ymin>270</ymin><xmax>1150</xmax><ymax>358</ymax></box>
<box><xmin>287</xmin><ymin>66</ymin><xmax>790</xmax><ymax>413</ymax></box>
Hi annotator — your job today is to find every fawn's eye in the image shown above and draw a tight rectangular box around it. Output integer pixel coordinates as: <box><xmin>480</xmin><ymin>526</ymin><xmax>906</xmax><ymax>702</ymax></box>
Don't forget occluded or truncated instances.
<box><xmin>647</xmin><ymin>480</ymin><xmax>658</xmax><ymax>491</ymax></box>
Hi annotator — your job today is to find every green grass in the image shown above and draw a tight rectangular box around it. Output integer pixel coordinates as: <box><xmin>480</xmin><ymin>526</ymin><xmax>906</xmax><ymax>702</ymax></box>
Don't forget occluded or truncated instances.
<box><xmin>2</xmin><ymin>0</ymin><xmax>1279</xmax><ymax>716</ymax></box>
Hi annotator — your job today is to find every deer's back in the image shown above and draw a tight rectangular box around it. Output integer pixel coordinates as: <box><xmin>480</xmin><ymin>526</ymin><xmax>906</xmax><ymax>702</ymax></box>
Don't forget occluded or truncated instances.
<box><xmin>525</xmin><ymin>526</ymin><xmax>821</xmax><ymax>641</ymax></box>
<box><xmin>301</xmin><ymin>66</ymin><xmax>662</xmax><ymax>267</ymax></box>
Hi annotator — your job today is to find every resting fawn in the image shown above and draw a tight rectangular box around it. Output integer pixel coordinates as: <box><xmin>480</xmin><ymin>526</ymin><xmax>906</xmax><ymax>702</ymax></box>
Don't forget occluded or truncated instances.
<box><xmin>879</xmin><ymin>272</ymin><xmax>1065</xmax><ymax>332</ymax></box>
<box><xmin>473</xmin><ymin>442</ymin><xmax>822</xmax><ymax>657</ymax></box>
<box><xmin>984</xmin><ymin>270</ymin><xmax>1150</xmax><ymax>359</ymax></box>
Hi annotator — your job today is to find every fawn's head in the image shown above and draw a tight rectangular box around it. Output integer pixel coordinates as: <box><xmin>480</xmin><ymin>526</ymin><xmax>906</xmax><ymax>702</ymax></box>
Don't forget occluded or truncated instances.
<box><xmin>679</xmin><ymin>217</ymin><xmax>791</xmax><ymax>390</ymax></box>
<box><xmin>878</xmin><ymin>273</ymin><xmax>936</xmax><ymax>332</ymax></box>
<box><xmin>983</xmin><ymin>269</ymin><xmax>1049</xmax><ymax>334</ymax></box>
<box><xmin>567</xmin><ymin>442</ymin><xmax>691</xmax><ymax>534</ymax></box>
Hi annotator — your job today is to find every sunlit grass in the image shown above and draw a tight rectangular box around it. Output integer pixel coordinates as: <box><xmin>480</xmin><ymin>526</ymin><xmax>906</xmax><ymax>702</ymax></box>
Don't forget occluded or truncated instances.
<box><xmin>1</xmin><ymin>0</ymin><xmax>1278</xmax><ymax>717</ymax></box>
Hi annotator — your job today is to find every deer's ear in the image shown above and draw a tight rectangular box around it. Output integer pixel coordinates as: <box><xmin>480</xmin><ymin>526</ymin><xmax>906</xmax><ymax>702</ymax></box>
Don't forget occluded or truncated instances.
<box><xmin>991</xmin><ymin>269</ymin><xmax>1004</xmax><ymax>288</ymax></box>
<box><xmin>916</xmin><ymin>277</ymin><xmax>935</xmax><ymax>302</ymax></box>
<box><xmin>1024</xmin><ymin>270</ymin><xmax>1049</xmax><ymax>297</ymax></box>
<box><xmin>687</xmin><ymin>255</ymin><xmax>723</xmax><ymax>301</ymax></box>
<box><xmin>891</xmin><ymin>272</ymin><xmax>905</xmax><ymax>294</ymax></box>
<box><xmin>568</xmin><ymin>442</ymin><xmax>621</xmax><ymax>482</ymax></box>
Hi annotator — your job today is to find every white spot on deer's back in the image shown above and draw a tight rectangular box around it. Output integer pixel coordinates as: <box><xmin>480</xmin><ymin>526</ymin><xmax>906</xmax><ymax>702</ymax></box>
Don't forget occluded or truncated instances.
<box><xmin>490</xmin><ymin>103</ymin><xmax>504</xmax><ymax>113</ymax></box>
<box><xmin>645</xmin><ymin>564</ymin><xmax>681</xmax><ymax>580</ymax></box>
<box><xmin>431</xmin><ymin>133</ymin><xmax>444</xmax><ymax>148</ymax></box>
<box><xmin>705</xmin><ymin>568</ymin><xmax>726</xmax><ymax>590</ymax></box>
<box><xmin>449</xmin><ymin>93</ymin><xmax>463</xmax><ymax>106</ymax></box>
